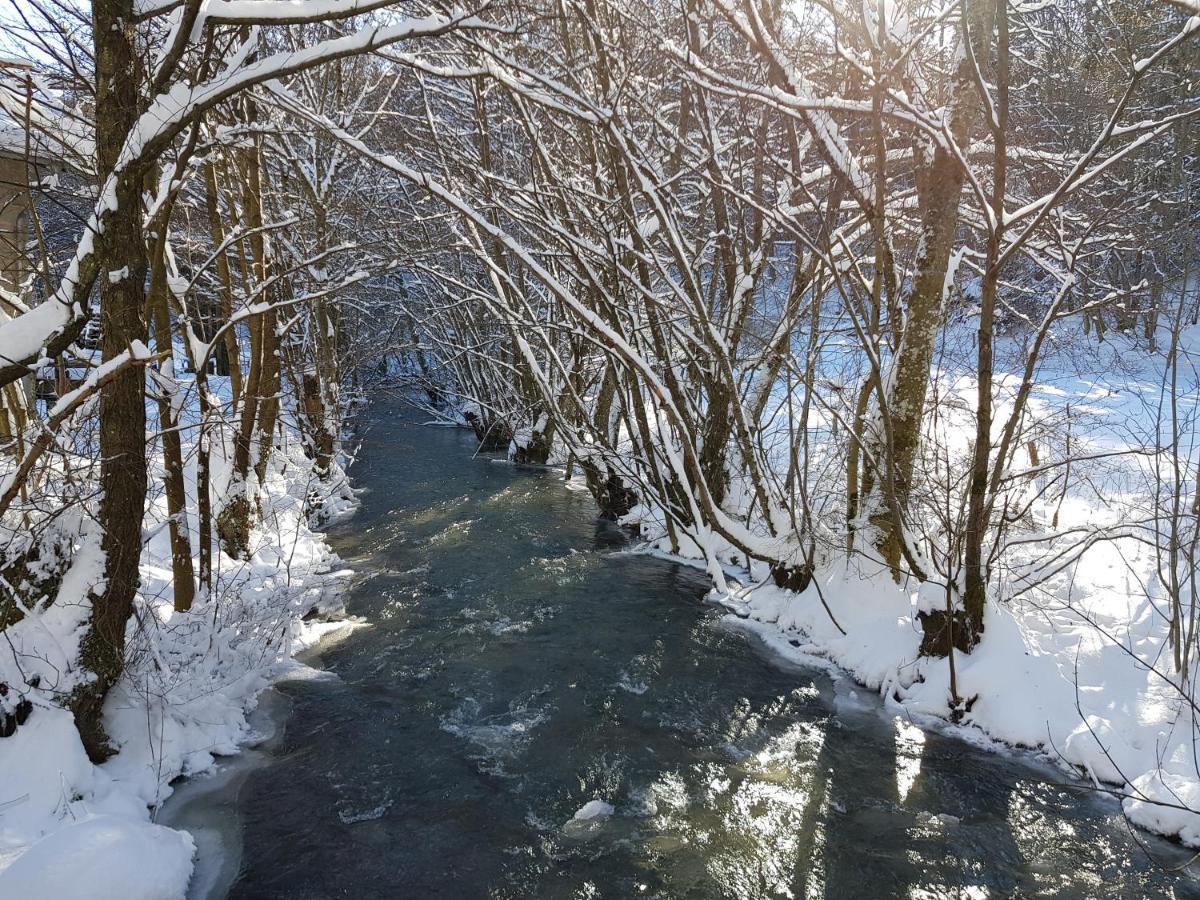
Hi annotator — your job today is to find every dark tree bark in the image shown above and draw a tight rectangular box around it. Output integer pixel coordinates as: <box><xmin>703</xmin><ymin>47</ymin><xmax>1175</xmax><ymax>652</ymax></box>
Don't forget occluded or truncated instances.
<box><xmin>69</xmin><ymin>0</ymin><xmax>149</xmax><ymax>761</ymax></box>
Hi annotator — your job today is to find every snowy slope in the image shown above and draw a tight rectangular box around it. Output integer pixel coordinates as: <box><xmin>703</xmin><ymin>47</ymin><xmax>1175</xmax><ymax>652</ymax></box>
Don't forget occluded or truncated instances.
<box><xmin>0</xmin><ymin>420</ymin><xmax>357</xmax><ymax>898</ymax></box>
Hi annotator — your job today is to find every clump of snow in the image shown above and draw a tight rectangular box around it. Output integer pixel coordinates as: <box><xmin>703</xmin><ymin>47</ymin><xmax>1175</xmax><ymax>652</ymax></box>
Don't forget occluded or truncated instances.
<box><xmin>570</xmin><ymin>800</ymin><xmax>614</xmax><ymax>822</ymax></box>
<box><xmin>562</xmin><ymin>798</ymin><xmax>615</xmax><ymax>839</ymax></box>
<box><xmin>0</xmin><ymin>707</ymin><xmax>94</xmax><ymax>843</ymax></box>
<box><xmin>337</xmin><ymin>799</ymin><xmax>393</xmax><ymax>825</ymax></box>
<box><xmin>1124</xmin><ymin>771</ymin><xmax>1200</xmax><ymax>846</ymax></box>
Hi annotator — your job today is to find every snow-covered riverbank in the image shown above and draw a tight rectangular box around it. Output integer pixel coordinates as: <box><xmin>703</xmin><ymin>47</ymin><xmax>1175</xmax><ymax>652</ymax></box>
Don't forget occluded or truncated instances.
<box><xmin>712</xmin><ymin>552</ymin><xmax>1200</xmax><ymax>848</ymax></box>
<box><xmin>0</xmin><ymin>440</ymin><xmax>357</xmax><ymax>899</ymax></box>
<box><xmin>594</xmin><ymin>329</ymin><xmax>1200</xmax><ymax>850</ymax></box>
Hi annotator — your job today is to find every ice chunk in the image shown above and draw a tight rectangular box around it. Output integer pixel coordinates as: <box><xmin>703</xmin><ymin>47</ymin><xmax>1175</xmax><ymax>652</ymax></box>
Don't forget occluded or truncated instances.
<box><xmin>571</xmin><ymin>800</ymin><xmax>614</xmax><ymax>821</ymax></box>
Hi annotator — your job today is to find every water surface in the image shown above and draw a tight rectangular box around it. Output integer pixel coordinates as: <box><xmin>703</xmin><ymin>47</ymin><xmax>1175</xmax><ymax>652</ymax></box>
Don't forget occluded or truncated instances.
<box><xmin>193</xmin><ymin>399</ymin><xmax>1200</xmax><ymax>898</ymax></box>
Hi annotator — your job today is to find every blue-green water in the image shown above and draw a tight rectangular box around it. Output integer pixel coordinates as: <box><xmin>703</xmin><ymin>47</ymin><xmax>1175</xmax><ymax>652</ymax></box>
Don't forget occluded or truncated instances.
<box><xmin>179</xmin><ymin>399</ymin><xmax>1200</xmax><ymax>898</ymax></box>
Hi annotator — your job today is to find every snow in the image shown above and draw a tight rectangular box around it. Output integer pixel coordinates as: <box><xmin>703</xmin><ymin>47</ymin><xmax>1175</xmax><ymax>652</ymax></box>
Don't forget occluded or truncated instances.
<box><xmin>715</xmin><ymin>547</ymin><xmax>1200</xmax><ymax>844</ymax></box>
<box><xmin>1124</xmin><ymin>770</ymin><xmax>1200</xmax><ymax>846</ymax></box>
<box><xmin>0</xmin><ymin>814</ymin><xmax>194</xmax><ymax>900</ymax></box>
<box><xmin>0</xmin><ymin>708</ymin><xmax>94</xmax><ymax>844</ymax></box>
<box><xmin>585</xmin><ymin>321</ymin><xmax>1200</xmax><ymax>850</ymax></box>
<box><xmin>0</xmin><ymin>390</ymin><xmax>358</xmax><ymax>896</ymax></box>
<box><xmin>0</xmin><ymin>299</ymin><xmax>71</xmax><ymax>368</ymax></box>
<box><xmin>203</xmin><ymin>0</ymin><xmax>411</xmax><ymax>22</ymax></box>
<box><xmin>570</xmin><ymin>799</ymin><xmax>614</xmax><ymax>821</ymax></box>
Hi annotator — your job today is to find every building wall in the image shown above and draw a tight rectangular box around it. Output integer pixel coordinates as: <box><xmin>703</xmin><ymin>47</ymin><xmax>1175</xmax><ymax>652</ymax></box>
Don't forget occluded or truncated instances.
<box><xmin>0</xmin><ymin>152</ymin><xmax>31</xmax><ymax>295</ymax></box>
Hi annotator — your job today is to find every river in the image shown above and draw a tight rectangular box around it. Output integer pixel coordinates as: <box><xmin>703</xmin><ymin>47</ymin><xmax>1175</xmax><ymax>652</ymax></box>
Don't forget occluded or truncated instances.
<box><xmin>161</xmin><ymin>398</ymin><xmax>1200</xmax><ymax>899</ymax></box>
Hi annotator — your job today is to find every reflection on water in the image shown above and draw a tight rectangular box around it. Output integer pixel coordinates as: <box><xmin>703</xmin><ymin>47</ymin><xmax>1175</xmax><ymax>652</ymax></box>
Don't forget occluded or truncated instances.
<box><xmin>201</xmin><ymin>399</ymin><xmax>1199</xmax><ymax>899</ymax></box>
<box><xmin>895</xmin><ymin>718</ymin><xmax>926</xmax><ymax>805</ymax></box>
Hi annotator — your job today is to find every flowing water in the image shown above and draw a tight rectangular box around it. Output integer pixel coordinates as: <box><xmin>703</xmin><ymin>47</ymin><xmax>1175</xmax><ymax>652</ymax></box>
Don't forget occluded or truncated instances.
<box><xmin>167</xmin><ymin>399</ymin><xmax>1200</xmax><ymax>899</ymax></box>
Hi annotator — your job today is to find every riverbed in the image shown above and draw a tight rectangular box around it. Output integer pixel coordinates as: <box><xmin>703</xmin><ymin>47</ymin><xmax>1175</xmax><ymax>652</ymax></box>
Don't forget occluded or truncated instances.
<box><xmin>163</xmin><ymin>399</ymin><xmax>1200</xmax><ymax>899</ymax></box>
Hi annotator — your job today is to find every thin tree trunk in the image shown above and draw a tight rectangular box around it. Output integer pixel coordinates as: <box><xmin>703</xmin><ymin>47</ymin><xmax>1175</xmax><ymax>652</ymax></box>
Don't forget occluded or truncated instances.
<box><xmin>203</xmin><ymin>158</ymin><xmax>244</xmax><ymax>402</ymax></box>
<box><xmin>959</xmin><ymin>0</ymin><xmax>1009</xmax><ymax>649</ymax></box>
<box><xmin>870</xmin><ymin>0</ymin><xmax>997</xmax><ymax>577</ymax></box>
<box><xmin>219</xmin><ymin>135</ymin><xmax>270</xmax><ymax>557</ymax></box>
<box><xmin>147</xmin><ymin>226</ymin><xmax>196</xmax><ymax>611</ymax></box>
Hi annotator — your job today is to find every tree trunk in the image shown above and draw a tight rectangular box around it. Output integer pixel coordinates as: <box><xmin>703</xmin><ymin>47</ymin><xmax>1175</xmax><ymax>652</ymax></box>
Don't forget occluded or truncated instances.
<box><xmin>219</xmin><ymin>138</ymin><xmax>269</xmax><ymax>558</ymax></box>
<box><xmin>148</xmin><ymin>232</ymin><xmax>196</xmax><ymax>612</ymax></box>
<box><xmin>203</xmin><ymin>159</ymin><xmax>244</xmax><ymax>401</ymax></box>
<box><xmin>70</xmin><ymin>0</ymin><xmax>148</xmax><ymax>761</ymax></box>
<box><xmin>958</xmin><ymin>0</ymin><xmax>1008</xmax><ymax>651</ymax></box>
<box><xmin>870</xmin><ymin>0</ymin><xmax>997</xmax><ymax>578</ymax></box>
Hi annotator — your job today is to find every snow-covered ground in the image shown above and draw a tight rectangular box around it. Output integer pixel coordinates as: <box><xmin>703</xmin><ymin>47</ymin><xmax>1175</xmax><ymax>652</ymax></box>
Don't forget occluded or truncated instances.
<box><xmin>0</xmin><ymin>415</ymin><xmax>357</xmax><ymax>898</ymax></box>
<box><xmin>606</xmin><ymin>322</ymin><xmax>1200</xmax><ymax>849</ymax></box>
<box><xmin>716</xmin><ymin>547</ymin><xmax>1200</xmax><ymax>846</ymax></box>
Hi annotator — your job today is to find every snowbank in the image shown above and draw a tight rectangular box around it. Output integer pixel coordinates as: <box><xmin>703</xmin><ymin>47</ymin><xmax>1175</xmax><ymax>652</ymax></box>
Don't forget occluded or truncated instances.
<box><xmin>0</xmin><ymin>815</ymin><xmax>195</xmax><ymax>900</ymax></box>
<box><xmin>609</xmin><ymin>330</ymin><xmax>1200</xmax><ymax>849</ymax></box>
<box><xmin>0</xmin><ymin>438</ymin><xmax>356</xmax><ymax>898</ymax></box>
<box><xmin>716</xmin><ymin>541</ymin><xmax>1200</xmax><ymax>847</ymax></box>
